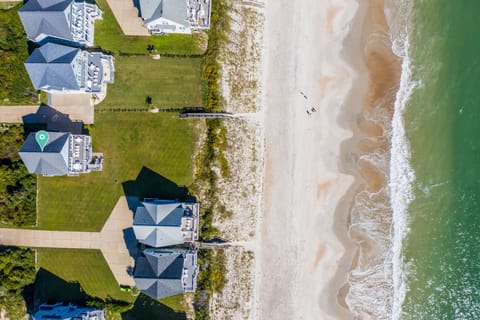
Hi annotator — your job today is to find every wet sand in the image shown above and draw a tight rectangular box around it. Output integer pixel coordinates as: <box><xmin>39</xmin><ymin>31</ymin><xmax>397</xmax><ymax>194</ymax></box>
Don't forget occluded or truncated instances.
<box><xmin>256</xmin><ymin>0</ymin><xmax>401</xmax><ymax>319</ymax></box>
<box><xmin>338</xmin><ymin>0</ymin><xmax>402</xmax><ymax>318</ymax></box>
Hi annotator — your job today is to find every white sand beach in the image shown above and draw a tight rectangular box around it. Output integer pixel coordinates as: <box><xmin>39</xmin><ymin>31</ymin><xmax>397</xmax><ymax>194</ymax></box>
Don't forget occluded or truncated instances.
<box><xmin>255</xmin><ymin>0</ymin><xmax>360</xmax><ymax>319</ymax></box>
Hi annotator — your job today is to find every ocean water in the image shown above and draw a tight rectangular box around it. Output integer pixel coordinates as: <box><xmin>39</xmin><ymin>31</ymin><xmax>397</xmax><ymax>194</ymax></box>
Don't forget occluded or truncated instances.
<box><xmin>398</xmin><ymin>0</ymin><xmax>480</xmax><ymax>319</ymax></box>
<box><xmin>345</xmin><ymin>1</ymin><xmax>480</xmax><ymax>319</ymax></box>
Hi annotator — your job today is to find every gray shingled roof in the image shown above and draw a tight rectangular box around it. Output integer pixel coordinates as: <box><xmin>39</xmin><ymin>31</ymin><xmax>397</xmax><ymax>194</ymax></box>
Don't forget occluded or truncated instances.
<box><xmin>134</xmin><ymin>249</ymin><xmax>196</xmax><ymax>299</ymax></box>
<box><xmin>25</xmin><ymin>43</ymin><xmax>80</xmax><ymax>91</ymax></box>
<box><xmin>19</xmin><ymin>132</ymin><xmax>70</xmax><ymax>176</ymax></box>
<box><xmin>138</xmin><ymin>0</ymin><xmax>162</xmax><ymax>20</ymax></box>
<box><xmin>133</xmin><ymin>201</ymin><xmax>188</xmax><ymax>247</ymax></box>
<box><xmin>139</xmin><ymin>0</ymin><xmax>189</xmax><ymax>27</ymax></box>
<box><xmin>19</xmin><ymin>0</ymin><xmax>73</xmax><ymax>43</ymax></box>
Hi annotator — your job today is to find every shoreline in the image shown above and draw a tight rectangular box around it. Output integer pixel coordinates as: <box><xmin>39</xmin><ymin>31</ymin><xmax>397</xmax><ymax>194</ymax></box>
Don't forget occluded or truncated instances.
<box><xmin>256</xmin><ymin>0</ymin><xmax>360</xmax><ymax>319</ymax></box>
<box><xmin>338</xmin><ymin>0</ymin><xmax>405</xmax><ymax>318</ymax></box>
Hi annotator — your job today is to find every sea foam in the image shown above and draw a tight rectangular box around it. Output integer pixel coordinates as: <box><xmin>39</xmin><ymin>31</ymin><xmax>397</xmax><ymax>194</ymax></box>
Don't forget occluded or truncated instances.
<box><xmin>345</xmin><ymin>0</ymin><xmax>417</xmax><ymax>318</ymax></box>
<box><xmin>388</xmin><ymin>0</ymin><xmax>417</xmax><ymax>318</ymax></box>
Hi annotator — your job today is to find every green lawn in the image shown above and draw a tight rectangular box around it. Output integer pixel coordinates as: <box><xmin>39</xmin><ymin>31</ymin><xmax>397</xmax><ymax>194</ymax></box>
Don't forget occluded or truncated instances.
<box><xmin>97</xmin><ymin>55</ymin><xmax>204</xmax><ymax>109</ymax></box>
<box><xmin>37</xmin><ymin>112</ymin><xmax>196</xmax><ymax>231</ymax></box>
<box><xmin>36</xmin><ymin>249</ymin><xmax>188</xmax><ymax>319</ymax></box>
<box><xmin>122</xmin><ymin>294</ymin><xmax>186</xmax><ymax>320</ymax></box>
<box><xmin>35</xmin><ymin>248</ymin><xmax>135</xmax><ymax>303</ymax></box>
<box><xmin>0</xmin><ymin>4</ymin><xmax>38</xmax><ymax>105</ymax></box>
<box><xmin>94</xmin><ymin>0</ymin><xmax>204</xmax><ymax>55</ymax></box>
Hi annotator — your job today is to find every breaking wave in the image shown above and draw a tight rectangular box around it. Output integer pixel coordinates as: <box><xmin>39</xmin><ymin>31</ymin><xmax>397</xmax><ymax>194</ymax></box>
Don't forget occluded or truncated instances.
<box><xmin>345</xmin><ymin>0</ymin><xmax>416</xmax><ymax>319</ymax></box>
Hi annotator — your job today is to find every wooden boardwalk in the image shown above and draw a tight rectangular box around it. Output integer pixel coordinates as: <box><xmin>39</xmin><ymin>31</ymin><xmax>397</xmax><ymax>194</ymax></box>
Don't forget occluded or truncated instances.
<box><xmin>179</xmin><ymin>112</ymin><xmax>235</xmax><ymax>119</ymax></box>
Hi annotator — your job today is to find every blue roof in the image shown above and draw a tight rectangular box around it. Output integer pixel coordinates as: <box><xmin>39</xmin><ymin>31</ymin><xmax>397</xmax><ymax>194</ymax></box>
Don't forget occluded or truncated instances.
<box><xmin>133</xmin><ymin>200</ymin><xmax>191</xmax><ymax>247</ymax></box>
<box><xmin>19</xmin><ymin>131</ymin><xmax>70</xmax><ymax>176</ymax></box>
<box><xmin>134</xmin><ymin>249</ymin><xmax>197</xmax><ymax>299</ymax></box>
<box><xmin>25</xmin><ymin>43</ymin><xmax>80</xmax><ymax>91</ymax></box>
<box><xmin>139</xmin><ymin>0</ymin><xmax>189</xmax><ymax>27</ymax></box>
<box><xmin>19</xmin><ymin>0</ymin><xmax>73</xmax><ymax>43</ymax></box>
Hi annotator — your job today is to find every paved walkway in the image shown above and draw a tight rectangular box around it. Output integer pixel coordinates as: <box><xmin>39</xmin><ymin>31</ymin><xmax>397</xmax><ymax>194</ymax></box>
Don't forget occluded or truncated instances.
<box><xmin>105</xmin><ymin>0</ymin><xmax>150</xmax><ymax>36</ymax></box>
<box><xmin>0</xmin><ymin>94</ymin><xmax>94</xmax><ymax>124</ymax></box>
<box><xmin>0</xmin><ymin>106</ymin><xmax>42</xmax><ymax>123</ymax></box>
<box><xmin>0</xmin><ymin>197</ymin><xmax>135</xmax><ymax>286</ymax></box>
<box><xmin>48</xmin><ymin>93</ymin><xmax>94</xmax><ymax>124</ymax></box>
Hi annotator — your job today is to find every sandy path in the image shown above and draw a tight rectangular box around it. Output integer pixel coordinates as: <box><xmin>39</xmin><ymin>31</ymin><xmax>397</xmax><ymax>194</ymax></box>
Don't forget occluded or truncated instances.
<box><xmin>256</xmin><ymin>0</ymin><xmax>358</xmax><ymax>319</ymax></box>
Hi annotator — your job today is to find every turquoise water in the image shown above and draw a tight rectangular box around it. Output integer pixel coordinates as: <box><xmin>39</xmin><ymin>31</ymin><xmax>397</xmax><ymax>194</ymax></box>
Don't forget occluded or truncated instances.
<box><xmin>401</xmin><ymin>1</ymin><xmax>480</xmax><ymax>318</ymax></box>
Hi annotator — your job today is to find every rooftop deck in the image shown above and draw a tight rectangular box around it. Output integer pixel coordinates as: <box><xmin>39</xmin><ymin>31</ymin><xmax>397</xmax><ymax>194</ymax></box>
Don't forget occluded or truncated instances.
<box><xmin>181</xmin><ymin>203</ymin><xmax>199</xmax><ymax>242</ymax></box>
<box><xmin>188</xmin><ymin>0</ymin><xmax>211</xmax><ymax>29</ymax></box>
<box><xmin>70</xmin><ymin>2</ymin><xmax>102</xmax><ymax>46</ymax></box>
<box><xmin>74</xmin><ymin>51</ymin><xmax>114</xmax><ymax>94</ymax></box>
<box><xmin>67</xmin><ymin>135</ymin><xmax>103</xmax><ymax>176</ymax></box>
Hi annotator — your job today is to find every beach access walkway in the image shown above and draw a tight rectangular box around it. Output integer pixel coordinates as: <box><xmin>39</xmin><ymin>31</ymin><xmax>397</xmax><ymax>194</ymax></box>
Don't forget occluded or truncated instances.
<box><xmin>0</xmin><ymin>197</ymin><xmax>135</xmax><ymax>286</ymax></box>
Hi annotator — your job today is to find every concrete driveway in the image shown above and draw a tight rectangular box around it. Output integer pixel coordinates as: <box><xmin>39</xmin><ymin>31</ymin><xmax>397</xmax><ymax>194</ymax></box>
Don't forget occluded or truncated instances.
<box><xmin>0</xmin><ymin>197</ymin><xmax>135</xmax><ymax>286</ymax></box>
<box><xmin>0</xmin><ymin>106</ymin><xmax>41</xmax><ymax>123</ymax></box>
<box><xmin>48</xmin><ymin>93</ymin><xmax>94</xmax><ymax>124</ymax></box>
<box><xmin>105</xmin><ymin>0</ymin><xmax>150</xmax><ymax>36</ymax></box>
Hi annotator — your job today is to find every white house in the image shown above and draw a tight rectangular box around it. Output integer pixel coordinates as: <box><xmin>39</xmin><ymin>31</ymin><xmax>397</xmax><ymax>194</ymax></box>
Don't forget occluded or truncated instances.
<box><xmin>138</xmin><ymin>0</ymin><xmax>211</xmax><ymax>34</ymax></box>
<box><xmin>25</xmin><ymin>42</ymin><xmax>114</xmax><ymax>94</ymax></box>
<box><xmin>19</xmin><ymin>0</ymin><xmax>102</xmax><ymax>47</ymax></box>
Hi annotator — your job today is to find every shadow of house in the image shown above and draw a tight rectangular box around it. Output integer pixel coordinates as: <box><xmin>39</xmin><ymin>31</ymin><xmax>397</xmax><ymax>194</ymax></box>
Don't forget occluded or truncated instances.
<box><xmin>123</xmin><ymin>227</ymin><xmax>139</xmax><ymax>258</ymax></box>
<box><xmin>27</xmin><ymin>40</ymin><xmax>40</xmax><ymax>56</ymax></box>
<box><xmin>32</xmin><ymin>268</ymin><xmax>90</xmax><ymax>311</ymax></box>
<box><xmin>132</xmin><ymin>0</ymin><xmax>141</xmax><ymax>16</ymax></box>
<box><xmin>121</xmin><ymin>293</ymin><xmax>187</xmax><ymax>320</ymax></box>
<box><xmin>122</xmin><ymin>167</ymin><xmax>196</xmax><ymax>212</ymax></box>
<box><xmin>30</xmin><ymin>268</ymin><xmax>132</xmax><ymax>316</ymax></box>
<box><xmin>22</xmin><ymin>104</ymin><xmax>84</xmax><ymax>135</ymax></box>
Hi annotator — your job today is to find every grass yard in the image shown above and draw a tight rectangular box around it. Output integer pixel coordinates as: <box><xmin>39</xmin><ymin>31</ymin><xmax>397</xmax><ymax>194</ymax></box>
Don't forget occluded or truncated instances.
<box><xmin>122</xmin><ymin>294</ymin><xmax>186</xmax><ymax>320</ymax></box>
<box><xmin>37</xmin><ymin>112</ymin><xmax>196</xmax><ymax>231</ymax></box>
<box><xmin>35</xmin><ymin>248</ymin><xmax>135</xmax><ymax>303</ymax></box>
<box><xmin>98</xmin><ymin>55</ymin><xmax>204</xmax><ymax>109</ymax></box>
<box><xmin>36</xmin><ymin>249</ymin><xmax>188</xmax><ymax>319</ymax></box>
<box><xmin>0</xmin><ymin>3</ymin><xmax>38</xmax><ymax>105</ymax></box>
<box><xmin>94</xmin><ymin>0</ymin><xmax>203</xmax><ymax>55</ymax></box>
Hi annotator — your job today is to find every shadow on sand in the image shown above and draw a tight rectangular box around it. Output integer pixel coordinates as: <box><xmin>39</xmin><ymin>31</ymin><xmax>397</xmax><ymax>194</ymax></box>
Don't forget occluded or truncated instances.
<box><xmin>122</xmin><ymin>166</ymin><xmax>196</xmax><ymax>211</ymax></box>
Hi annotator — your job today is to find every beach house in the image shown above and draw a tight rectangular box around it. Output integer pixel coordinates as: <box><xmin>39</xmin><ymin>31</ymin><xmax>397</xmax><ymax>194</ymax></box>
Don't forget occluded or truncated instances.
<box><xmin>31</xmin><ymin>303</ymin><xmax>105</xmax><ymax>320</ymax></box>
<box><xmin>24</xmin><ymin>42</ymin><xmax>114</xmax><ymax>94</ymax></box>
<box><xmin>133</xmin><ymin>248</ymin><xmax>198</xmax><ymax>299</ymax></box>
<box><xmin>132</xmin><ymin>199</ymin><xmax>199</xmax><ymax>247</ymax></box>
<box><xmin>138</xmin><ymin>0</ymin><xmax>211</xmax><ymax>34</ymax></box>
<box><xmin>19</xmin><ymin>130</ymin><xmax>103</xmax><ymax>176</ymax></box>
<box><xmin>18</xmin><ymin>0</ymin><xmax>102</xmax><ymax>47</ymax></box>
